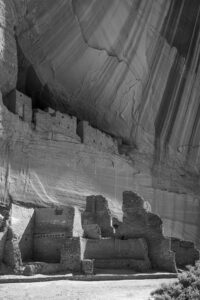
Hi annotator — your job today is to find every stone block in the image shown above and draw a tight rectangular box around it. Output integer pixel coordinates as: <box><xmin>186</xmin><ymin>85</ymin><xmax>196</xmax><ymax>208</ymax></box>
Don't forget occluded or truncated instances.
<box><xmin>83</xmin><ymin>224</ymin><xmax>101</xmax><ymax>239</ymax></box>
<box><xmin>23</xmin><ymin>262</ymin><xmax>62</xmax><ymax>276</ymax></box>
<box><xmin>82</xmin><ymin>259</ymin><xmax>94</xmax><ymax>275</ymax></box>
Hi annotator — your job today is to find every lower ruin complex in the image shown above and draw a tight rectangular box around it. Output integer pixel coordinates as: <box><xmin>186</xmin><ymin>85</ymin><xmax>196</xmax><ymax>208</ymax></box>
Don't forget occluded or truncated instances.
<box><xmin>0</xmin><ymin>191</ymin><xmax>199</xmax><ymax>276</ymax></box>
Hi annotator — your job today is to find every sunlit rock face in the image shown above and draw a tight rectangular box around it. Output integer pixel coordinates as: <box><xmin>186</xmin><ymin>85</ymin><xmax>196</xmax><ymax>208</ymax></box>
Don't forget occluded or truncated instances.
<box><xmin>0</xmin><ymin>0</ymin><xmax>200</xmax><ymax>246</ymax></box>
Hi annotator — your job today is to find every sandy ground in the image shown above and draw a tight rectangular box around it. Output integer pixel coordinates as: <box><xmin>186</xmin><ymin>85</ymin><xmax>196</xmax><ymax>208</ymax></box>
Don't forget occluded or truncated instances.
<box><xmin>0</xmin><ymin>278</ymin><xmax>176</xmax><ymax>300</ymax></box>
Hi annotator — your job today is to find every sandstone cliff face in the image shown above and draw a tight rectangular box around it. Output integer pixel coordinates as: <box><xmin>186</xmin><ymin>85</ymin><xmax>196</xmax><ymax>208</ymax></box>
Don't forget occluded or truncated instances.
<box><xmin>0</xmin><ymin>1</ymin><xmax>200</xmax><ymax>247</ymax></box>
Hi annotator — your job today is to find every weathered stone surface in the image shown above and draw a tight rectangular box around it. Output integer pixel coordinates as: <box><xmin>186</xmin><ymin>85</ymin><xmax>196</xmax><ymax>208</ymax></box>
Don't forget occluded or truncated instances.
<box><xmin>11</xmin><ymin>204</ymin><xmax>34</xmax><ymax>261</ymax></box>
<box><xmin>171</xmin><ymin>237</ymin><xmax>200</xmax><ymax>268</ymax></box>
<box><xmin>0</xmin><ymin>0</ymin><xmax>17</xmax><ymax>95</ymax></box>
<box><xmin>34</xmin><ymin>108</ymin><xmax>80</xmax><ymax>142</ymax></box>
<box><xmin>84</xmin><ymin>238</ymin><xmax>150</xmax><ymax>262</ymax></box>
<box><xmin>0</xmin><ymin>0</ymin><xmax>200</xmax><ymax>252</ymax></box>
<box><xmin>34</xmin><ymin>206</ymin><xmax>83</xmax><ymax>237</ymax></box>
<box><xmin>82</xmin><ymin>259</ymin><xmax>94</xmax><ymax>275</ymax></box>
<box><xmin>3</xmin><ymin>227</ymin><xmax>22</xmax><ymax>271</ymax></box>
<box><xmin>77</xmin><ymin>121</ymin><xmax>118</xmax><ymax>154</ymax></box>
<box><xmin>23</xmin><ymin>262</ymin><xmax>62</xmax><ymax>276</ymax></box>
<box><xmin>4</xmin><ymin>90</ymin><xmax>32</xmax><ymax>124</ymax></box>
<box><xmin>60</xmin><ymin>237</ymin><xmax>86</xmax><ymax>272</ymax></box>
<box><xmin>83</xmin><ymin>224</ymin><xmax>101</xmax><ymax>240</ymax></box>
<box><xmin>94</xmin><ymin>258</ymin><xmax>150</xmax><ymax>272</ymax></box>
<box><xmin>82</xmin><ymin>195</ymin><xmax>114</xmax><ymax>237</ymax></box>
<box><xmin>34</xmin><ymin>206</ymin><xmax>83</xmax><ymax>262</ymax></box>
<box><xmin>114</xmin><ymin>191</ymin><xmax>177</xmax><ymax>272</ymax></box>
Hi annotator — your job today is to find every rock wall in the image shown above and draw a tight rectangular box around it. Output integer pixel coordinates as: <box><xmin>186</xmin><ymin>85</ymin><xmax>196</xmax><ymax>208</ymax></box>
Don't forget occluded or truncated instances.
<box><xmin>0</xmin><ymin>0</ymin><xmax>200</xmax><ymax>250</ymax></box>
<box><xmin>11</xmin><ymin>204</ymin><xmax>34</xmax><ymax>261</ymax></box>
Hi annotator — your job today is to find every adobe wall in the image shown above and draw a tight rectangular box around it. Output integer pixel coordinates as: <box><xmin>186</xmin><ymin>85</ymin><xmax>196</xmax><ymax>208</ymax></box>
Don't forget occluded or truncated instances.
<box><xmin>11</xmin><ymin>204</ymin><xmax>35</xmax><ymax>261</ymax></box>
<box><xmin>77</xmin><ymin>121</ymin><xmax>118</xmax><ymax>154</ymax></box>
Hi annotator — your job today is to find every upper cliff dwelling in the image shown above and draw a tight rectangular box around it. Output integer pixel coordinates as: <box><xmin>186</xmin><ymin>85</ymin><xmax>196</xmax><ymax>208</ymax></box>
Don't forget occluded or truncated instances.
<box><xmin>0</xmin><ymin>0</ymin><xmax>200</xmax><ymax>291</ymax></box>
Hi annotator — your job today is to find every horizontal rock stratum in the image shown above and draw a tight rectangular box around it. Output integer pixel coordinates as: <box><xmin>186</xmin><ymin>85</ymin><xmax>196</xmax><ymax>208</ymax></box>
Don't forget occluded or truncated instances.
<box><xmin>0</xmin><ymin>0</ymin><xmax>200</xmax><ymax>248</ymax></box>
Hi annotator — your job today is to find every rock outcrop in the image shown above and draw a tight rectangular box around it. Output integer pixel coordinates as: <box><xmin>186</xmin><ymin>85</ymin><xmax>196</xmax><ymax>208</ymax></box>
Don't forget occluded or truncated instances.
<box><xmin>0</xmin><ymin>0</ymin><xmax>200</xmax><ymax>251</ymax></box>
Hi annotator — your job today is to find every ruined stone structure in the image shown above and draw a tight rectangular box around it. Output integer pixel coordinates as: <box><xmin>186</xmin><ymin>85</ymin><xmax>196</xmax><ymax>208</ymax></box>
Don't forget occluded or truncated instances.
<box><xmin>0</xmin><ymin>191</ymin><xmax>199</xmax><ymax>275</ymax></box>
<box><xmin>77</xmin><ymin>121</ymin><xmax>119</xmax><ymax>154</ymax></box>
<box><xmin>0</xmin><ymin>0</ymin><xmax>200</xmax><ymax>277</ymax></box>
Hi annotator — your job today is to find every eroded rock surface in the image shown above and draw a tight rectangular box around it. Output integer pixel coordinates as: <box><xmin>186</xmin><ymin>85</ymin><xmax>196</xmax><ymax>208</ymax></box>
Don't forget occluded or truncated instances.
<box><xmin>0</xmin><ymin>0</ymin><xmax>199</xmax><ymax>250</ymax></box>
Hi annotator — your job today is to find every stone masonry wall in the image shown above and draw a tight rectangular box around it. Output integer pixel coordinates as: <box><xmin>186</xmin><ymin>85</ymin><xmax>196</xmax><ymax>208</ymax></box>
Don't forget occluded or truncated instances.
<box><xmin>34</xmin><ymin>206</ymin><xmax>83</xmax><ymax>262</ymax></box>
<box><xmin>34</xmin><ymin>108</ymin><xmax>80</xmax><ymax>141</ymax></box>
<box><xmin>34</xmin><ymin>233</ymin><xmax>66</xmax><ymax>262</ymax></box>
<box><xmin>60</xmin><ymin>237</ymin><xmax>87</xmax><ymax>272</ymax></box>
<box><xmin>3</xmin><ymin>90</ymin><xmax>32</xmax><ymax>125</ymax></box>
<box><xmin>171</xmin><ymin>238</ymin><xmax>200</xmax><ymax>267</ymax></box>
<box><xmin>34</xmin><ymin>206</ymin><xmax>83</xmax><ymax>236</ymax></box>
<box><xmin>77</xmin><ymin>121</ymin><xmax>118</xmax><ymax>154</ymax></box>
<box><xmin>84</xmin><ymin>237</ymin><xmax>149</xmax><ymax>260</ymax></box>
<box><xmin>114</xmin><ymin>191</ymin><xmax>177</xmax><ymax>272</ymax></box>
<box><xmin>82</xmin><ymin>195</ymin><xmax>114</xmax><ymax>237</ymax></box>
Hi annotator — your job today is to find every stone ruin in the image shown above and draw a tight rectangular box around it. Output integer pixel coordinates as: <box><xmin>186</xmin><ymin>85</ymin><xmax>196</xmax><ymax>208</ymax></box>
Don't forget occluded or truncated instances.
<box><xmin>2</xmin><ymin>89</ymin><xmax>120</xmax><ymax>152</ymax></box>
<box><xmin>0</xmin><ymin>191</ymin><xmax>199</xmax><ymax>276</ymax></box>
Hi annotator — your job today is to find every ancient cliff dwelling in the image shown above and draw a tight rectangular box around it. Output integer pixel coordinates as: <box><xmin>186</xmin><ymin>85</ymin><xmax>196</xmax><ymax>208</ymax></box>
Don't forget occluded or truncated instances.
<box><xmin>0</xmin><ymin>0</ymin><xmax>200</xmax><ymax>288</ymax></box>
